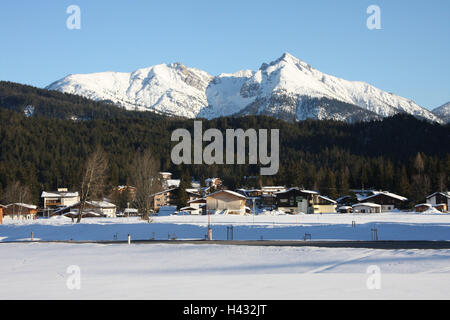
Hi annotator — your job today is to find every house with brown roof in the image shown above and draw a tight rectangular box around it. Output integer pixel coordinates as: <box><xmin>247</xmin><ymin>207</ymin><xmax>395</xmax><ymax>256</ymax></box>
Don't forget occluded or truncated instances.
<box><xmin>3</xmin><ymin>203</ymin><xmax>38</xmax><ymax>221</ymax></box>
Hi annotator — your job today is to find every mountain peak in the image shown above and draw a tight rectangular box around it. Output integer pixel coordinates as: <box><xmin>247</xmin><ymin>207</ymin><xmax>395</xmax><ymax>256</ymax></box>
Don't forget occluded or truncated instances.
<box><xmin>46</xmin><ymin>54</ymin><xmax>443</xmax><ymax>124</ymax></box>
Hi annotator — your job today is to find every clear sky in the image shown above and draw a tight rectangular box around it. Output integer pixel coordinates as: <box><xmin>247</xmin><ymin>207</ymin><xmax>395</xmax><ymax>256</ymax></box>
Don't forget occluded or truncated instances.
<box><xmin>0</xmin><ymin>0</ymin><xmax>448</xmax><ymax>110</ymax></box>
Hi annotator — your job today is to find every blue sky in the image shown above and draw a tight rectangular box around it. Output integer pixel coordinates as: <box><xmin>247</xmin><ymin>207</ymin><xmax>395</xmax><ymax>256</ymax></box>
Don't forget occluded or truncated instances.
<box><xmin>0</xmin><ymin>0</ymin><xmax>448</xmax><ymax>109</ymax></box>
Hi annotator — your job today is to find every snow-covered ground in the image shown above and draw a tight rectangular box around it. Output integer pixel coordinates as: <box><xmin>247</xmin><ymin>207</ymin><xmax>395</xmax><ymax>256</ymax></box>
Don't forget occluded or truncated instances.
<box><xmin>1</xmin><ymin>212</ymin><xmax>449</xmax><ymax>242</ymax></box>
<box><xmin>1</xmin><ymin>213</ymin><xmax>449</xmax><ymax>299</ymax></box>
<box><xmin>0</xmin><ymin>243</ymin><xmax>449</xmax><ymax>299</ymax></box>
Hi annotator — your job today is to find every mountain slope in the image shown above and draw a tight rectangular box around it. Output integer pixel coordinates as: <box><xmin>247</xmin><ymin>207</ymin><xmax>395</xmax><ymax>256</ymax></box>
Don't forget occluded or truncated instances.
<box><xmin>432</xmin><ymin>102</ymin><xmax>450</xmax><ymax>123</ymax></box>
<box><xmin>47</xmin><ymin>53</ymin><xmax>443</xmax><ymax>123</ymax></box>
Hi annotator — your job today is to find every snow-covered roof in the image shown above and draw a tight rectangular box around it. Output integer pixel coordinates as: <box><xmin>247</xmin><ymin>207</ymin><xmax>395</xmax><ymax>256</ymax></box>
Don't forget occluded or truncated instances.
<box><xmin>152</xmin><ymin>188</ymin><xmax>178</xmax><ymax>196</ymax></box>
<box><xmin>415</xmin><ymin>203</ymin><xmax>432</xmax><ymax>208</ymax></box>
<box><xmin>359</xmin><ymin>191</ymin><xmax>407</xmax><ymax>202</ymax></box>
<box><xmin>166</xmin><ymin>179</ymin><xmax>180</xmax><ymax>187</ymax></box>
<box><xmin>188</xmin><ymin>198</ymin><xmax>206</xmax><ymax>204</ymax></box>
<box><xmin>7</xmin><ymin>203</ymin><xmax>38</xmax><ymax>210</ymax></box>
<box><xmin>426</xmin><ymin>192</ymin><xmax>450</xmax><ymax>199</ymax></box>
<box><xmin>338</xmin><ymin>206</ymin><xmax>352</xmax><ymax>210</ymax></box>
<box><xmin>88</xmin><ymin>201</ymin><xmax>116</xmax><ymax>208</ymax></box>
<box><xmin>41</xmin><ymin>191</ymin><xmax>79</xmax><ymax>198</ymax></box>
<box><xmin>180</xmin><ymin>206</ymin><xmax>197</xmax><ymax>211</ymax></box>
<box><xmin>352</xmin><ymin>202</ymin><xmax>381</xmax><ymax>208</ymax></box>
<box><xmin>207</xmin><ymin>190</ymin><xmax>247</xmax><ymax>199</ymax></box>
<box><xmin>275</xmin><ymin>187</ymin><xmax>318</xmax><ymax>195</ymax></box>
<box><xmin>318</xmin><ymin>195</ymin><xmax>337</xmax><ymax>204</ymax></box>
<box><xmin>186</xmin><ymin>188</ymin><xmax>200</xmax><ymax>194</ymax></box>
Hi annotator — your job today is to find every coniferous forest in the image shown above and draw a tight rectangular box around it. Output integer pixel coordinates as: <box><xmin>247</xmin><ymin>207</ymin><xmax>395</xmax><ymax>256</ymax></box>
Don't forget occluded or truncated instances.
<box><xmin>0</xmin><ymin>81</ymin><xmax>449</xmax><ymax>207</ymax></box>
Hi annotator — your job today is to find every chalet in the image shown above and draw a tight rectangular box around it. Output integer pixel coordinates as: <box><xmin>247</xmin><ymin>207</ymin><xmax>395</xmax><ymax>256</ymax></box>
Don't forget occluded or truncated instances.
<box><xmin>186</xmin><ymin>188</ymin><xmax>201</xmax><ymax>202</ymax></box>
<box><xmin>206</xmin><ymin>190</ymin><xmax>247</xmax><ymax>215</ymax></box>
<box><xmin>41</xmin><ymin>188</ymin><xmax>80</xmax><ymax>209</ymax></box>
<box><xmin>261</xmin><ymin>186</ymin><xmax>286</xmax><ymax>195</ymax></box>
<box><xmin>426</xmin><ymin>192</ymin><xmax>450</xmax><ymax>212</ymax></box>
<box><xmin>357</xmin><ymin>191</ymin><xmax>407</xmax><ymax>212</ymax></box>
<box><xmin>275</xmin><ymin>188</ymin><xmax>337</xmax><ymax>214</ymax></box>
<box><xmin>182</xmin><ymin>198</ymin><xmax>206</xmax><ymax>215</ymax></box>
<box><xmin>152</xmin><ymin>188</ymin><xmax>178</xmax><ymax>211</ymax></box>
<box><xmin>53</xmin><ymin>200</ymin><xmax>116</xmax><ymax>218</ymax></box>
<box><xmin>123</xmin><ymin>208</ymin><xmax>139</xmax><ymax>217</ymax></box>
<box><xmin>352</xmin><ymin>202</ymin><xmax>381</xmax><ymax>214</ymax></box>
<box><xmin>3</xmin><ymin>203</ymin><xmax>38</xmax><ymax>220</ymax></box>
<box><xmin>89</xmin><ymin>201</ymin><xmax>117</xmax><ymax>218</ymax></box>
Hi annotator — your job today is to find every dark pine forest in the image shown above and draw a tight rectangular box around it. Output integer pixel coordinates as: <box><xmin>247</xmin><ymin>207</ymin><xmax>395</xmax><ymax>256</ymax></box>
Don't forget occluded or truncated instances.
<box><xmin>0</xmin><ymin>81</ymin><xmax>449</xmax><ymax>207</ymax></box>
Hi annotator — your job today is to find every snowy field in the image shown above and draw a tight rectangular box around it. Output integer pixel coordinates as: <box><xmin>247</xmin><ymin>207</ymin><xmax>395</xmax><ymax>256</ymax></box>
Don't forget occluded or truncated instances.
<box><xmin>1</xmin><ymin>212</ymin><xmax>449</xmax><ymax>242</ymax></box>
<box><xmin>1</xmin><ymin>212</ymin><xmax>449</xmax><ymax>299</ymax></box>
<box><xmin>0</xmin><ymin>242</ymin><xmax>449</xmax><ymax>299</ymax></box>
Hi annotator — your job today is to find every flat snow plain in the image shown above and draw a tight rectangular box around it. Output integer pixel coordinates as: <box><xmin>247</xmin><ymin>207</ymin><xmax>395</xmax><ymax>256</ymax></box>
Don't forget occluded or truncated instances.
<box><xmin>0</xmin><ymin>212</ymin><xmax>449</xmax><ymax>299</ymax></box>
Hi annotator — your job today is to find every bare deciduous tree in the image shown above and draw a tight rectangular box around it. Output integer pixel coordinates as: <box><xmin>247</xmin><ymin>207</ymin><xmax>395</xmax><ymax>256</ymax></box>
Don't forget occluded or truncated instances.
<box><xmin>1</xmin><ymin>181</ymin><xmax>33</xmax><ymax>205</ymax></box>
<box><xmin>131</xmin><ymin>149</ymin><xmax>162</xmax><ymax>221</ymax></box>
<box><xmin>77</xmin><ymin>148</ymin><xmax>108</xmax><ymax>223</ymax></box>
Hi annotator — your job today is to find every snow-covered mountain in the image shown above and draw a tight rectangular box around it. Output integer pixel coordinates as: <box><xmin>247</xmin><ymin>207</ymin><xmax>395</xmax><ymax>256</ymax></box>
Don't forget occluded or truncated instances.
<box><xmin>46</xmin><ymin>53</ymin><xmax>443</xmax><ymax>123</ymax></box>
<box><xmin>432</xmin><ymin>102</ymin><xmax>450</xmax><ymax>123</ymax></box>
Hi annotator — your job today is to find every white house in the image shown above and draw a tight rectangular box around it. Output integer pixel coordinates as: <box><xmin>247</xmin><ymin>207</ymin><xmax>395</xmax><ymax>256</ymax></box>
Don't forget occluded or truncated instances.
<box><xmin>41</xmin><ymin>188</ymin><xmax>80</xmax><ymax>209</ymax></box>
<box><xmin>89</xmin><ymin>201</ymin><xmax>117</xmax><ymax>218</ymax></box>
<box><xmin>352</xmin><ymin>202</ymin><xmax>381</xmax><ymax>214</ymax></box>
<box><xmin>357</xmin><ymin>191</ymin><xmax>407</xmax><ymax>212</ymax></box>
<box><xmin>206</xmin><ymin>190</ymin><xmax>247</xmax><ymax>215</ymax></box>
<box><xmin>181</xmin><ymin>198</ymin><xmax>206</xmax><ymax>215</ymax></box>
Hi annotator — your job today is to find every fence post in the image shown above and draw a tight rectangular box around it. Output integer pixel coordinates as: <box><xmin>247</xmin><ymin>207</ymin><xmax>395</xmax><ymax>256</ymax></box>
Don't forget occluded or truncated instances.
<box><xmin>31</xmin><ymin>231</ymin><xmax>34</xmax><ymax>241</ymax></box>
<box><xmin>128</xmin><ymin>234</ymin><xmax>131</xmax><ymax>245</ymax></box>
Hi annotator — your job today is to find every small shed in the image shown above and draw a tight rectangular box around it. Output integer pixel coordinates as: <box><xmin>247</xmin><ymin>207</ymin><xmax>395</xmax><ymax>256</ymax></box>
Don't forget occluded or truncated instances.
<box><xmin>337</xmin><ymin>206</ymin><xmax>353</xmax><ymax>214</ymax></box>
<box><xmin>414</xmin><ymin>203</ymin><xmax>432</xmax><ymax>213</ymax></box>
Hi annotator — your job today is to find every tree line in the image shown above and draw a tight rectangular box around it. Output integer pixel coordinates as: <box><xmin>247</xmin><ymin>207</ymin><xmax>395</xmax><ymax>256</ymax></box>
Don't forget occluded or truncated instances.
<box><xmin>0</xmin><ymin>81</ymin><xmax>449</xmax><ymax>208</ymax></box>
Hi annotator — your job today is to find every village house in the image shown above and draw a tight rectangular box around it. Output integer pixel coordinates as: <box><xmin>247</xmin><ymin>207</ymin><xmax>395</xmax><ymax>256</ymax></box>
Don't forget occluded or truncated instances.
<box><xmin>426</xmin><ymin>192</ymin><xmax>449</xmax><ymax>212</ymax></box>
<box><xmin>275</xmin><ymin>188</ymin><xmax>337</xmax><ymax>214</ymax></box>
<box><xmin>186</xmin><ymin>188</ymin><xmax>201</xmax><ymax>201</ymax></box>
<box><xmin>206</xmin><ymin>190</ymin><xmax>247</xmax><ymax>215</ymax></box>
<box><xmin>153</xmin><ymin>188</ymin><xmax>178</xmax><ymax>211</ymax></box>
<box><xmin>116</xmin><ymin>185</ymin><xmax>137</xmax><ymax>200</ymax></box>
<box><xmin>159</xmin><ymin>172</ymin><xmax>181</xmax><ymax>189</ymax></box>
<box><xmin>41</xmin><ymin>188</ymin><xmax>80</xmax><ymax>209</ymax></box>
<box><xmin>357</xmin><ymin>191</ymin><xmax>407</xmax><ymax>212</ymax></box>
<box><xmin>352</xmin><ymin>202</ymin><xmax>382</xmax><ymax>214</ymax></box>
<box><xmin>52</xmin><ymin>200</ymin><xmax>117</xmax><ymax>218</ymax></box>
<box><xmin>205</xmin><ymin>178</ymin><xmax>223</xmax><ymax>191</ymax></box>
<box><xmin>261</xmin><ymin>186</ymin><xmax>286</xmax><ymax>195</ymax></box>
<box><xmin>3</xmin><ymin>203</ymin><xmax>38</xmax><ymax>220</ymax></box>
<box><xmin>182</xmin><ymin>198</ymin><xmax>206</xmax><ymax>215</ymax></box>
